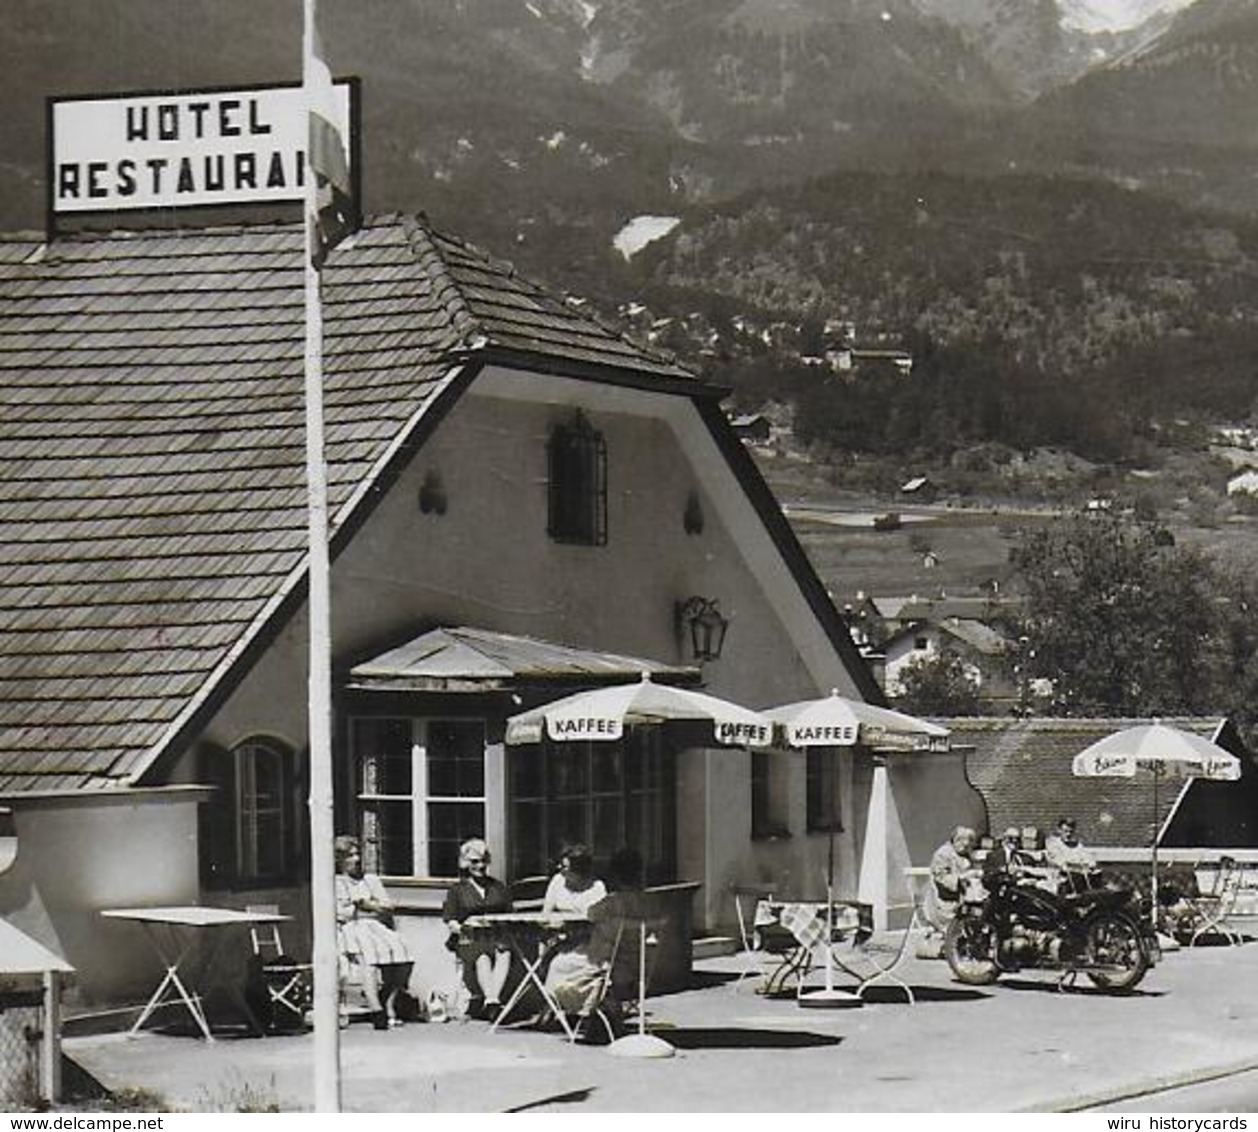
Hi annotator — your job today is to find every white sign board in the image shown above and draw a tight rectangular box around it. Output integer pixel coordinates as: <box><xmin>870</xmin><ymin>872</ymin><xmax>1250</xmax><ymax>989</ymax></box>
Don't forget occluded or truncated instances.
<box><xmin>50</xmin><ymin>83</ymin><xmax>354</xmax><ymax>214</ymax></box>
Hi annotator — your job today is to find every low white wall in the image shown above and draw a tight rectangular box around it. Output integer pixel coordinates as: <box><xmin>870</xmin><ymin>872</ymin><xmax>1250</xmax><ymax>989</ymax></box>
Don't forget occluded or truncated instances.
<box><xmin>0</xmin><ymin>792</ymin><xmax>204</xmax><ymax>1007</ymax></box>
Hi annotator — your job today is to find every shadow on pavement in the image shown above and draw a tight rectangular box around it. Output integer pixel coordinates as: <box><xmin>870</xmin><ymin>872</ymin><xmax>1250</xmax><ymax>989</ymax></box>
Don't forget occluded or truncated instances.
<box><xmin>857</xmin><ymin>985</ymin><xmax>991</xmax><ymax>1004</ymax></box>
<box><xmin>507</xmin><ymin>1088</ymin><xmax>596</xmax><ymax>1112</ymax></box>
<box><xmin>684</xmin><ymin>971</ymin><xmax>741</xmax><ymax>990</ymax></box>
<box><xmin>998</xmin><ymin>977</ymin><xmax>1165</xmax><ymax>998</ymax></box>
<box><xmin>662</xmin><ymin>1027</ymin><xmax>844</xmax><ymax>1050</ymax></box>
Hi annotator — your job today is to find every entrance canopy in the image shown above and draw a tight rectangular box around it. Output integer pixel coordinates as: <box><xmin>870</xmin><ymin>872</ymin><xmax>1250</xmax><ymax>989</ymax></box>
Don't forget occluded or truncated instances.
<box><xmin>346</xmin><ymin>626</ymin><xmax>700</xmax><ymax>693</ymax></box>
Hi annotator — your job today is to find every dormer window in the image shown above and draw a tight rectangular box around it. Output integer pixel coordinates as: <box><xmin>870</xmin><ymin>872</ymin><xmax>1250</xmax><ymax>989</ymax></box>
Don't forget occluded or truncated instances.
<box><xmin>548</xmin><ymin>412</ymin><xmax>607</xmax><ymax>545</ymax></box>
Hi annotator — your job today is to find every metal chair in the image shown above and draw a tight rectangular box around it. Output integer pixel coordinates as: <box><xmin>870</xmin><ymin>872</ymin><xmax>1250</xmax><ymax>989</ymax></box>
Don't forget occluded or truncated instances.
<box><xmin>245</xmin><ymin>905</ymin><xmax>312</xmax><ymax>1031</ymax></box>
<box><xmin>729</xmin><ymin>882</ymin><xmax>780</xmax><ymax>991</ymax></box>
<box><xmin>1190</xmin><ymin>858</ymin><xmax>1247</xmax><ymax>946</ymax></box>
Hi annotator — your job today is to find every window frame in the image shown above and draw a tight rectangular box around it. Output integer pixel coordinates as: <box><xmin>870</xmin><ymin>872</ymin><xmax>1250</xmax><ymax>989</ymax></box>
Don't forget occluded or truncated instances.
<box><xmin>350</xmin><ymin>716</ymin><xmax>488</xmax><ymax>879</ymax></box>
<box><xmin>750</xmin><ymin>748</ymin><xmax>790</xmax><ymax>841</ymax></box>
<box><xmin>547</xmin><ymin>411</ymin><xmax>608</xmax><ymax>546</ymax></box>
<box><xmin>507</xmin><ymin>732</ymin><xmax>676</xmax><ymax>884</ymax></box>
<box><xmin>805</xmin><ymin>748</ymin><xmax>843</xmax><ymax>834</ymax></box>
<box><xmin>235</xmin><ymin>740</ymin><xmax>289</xmax><ymax>884</ymax></box>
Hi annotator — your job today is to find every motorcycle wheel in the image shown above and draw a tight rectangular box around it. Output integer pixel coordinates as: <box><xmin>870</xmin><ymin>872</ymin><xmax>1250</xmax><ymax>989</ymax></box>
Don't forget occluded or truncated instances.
<box><xmin>1084</xmin><ymin>912</ymin><xmax>1149</xmax><ymax>992</ymax></box>
<box><xmin>943</xmin><ymin>918</ymin><xmax>1000</xmax><ymax>985</ymax></box>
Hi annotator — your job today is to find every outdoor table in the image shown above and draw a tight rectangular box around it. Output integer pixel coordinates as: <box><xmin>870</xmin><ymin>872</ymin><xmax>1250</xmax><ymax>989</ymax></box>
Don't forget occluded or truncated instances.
<box><xmin>460</xmin><ymin>910</ymin><xmax>589</xmax><ymax>1041</ymax></box>
<box><xmin>101</xmin><ymin>905</ymin><xmax>289</xmax><ymax>1041</ymax></box>
<box><xmin>753</xmin><ymin>898</ymin><xmax>915</xmax><ymax>1002</ymax></box>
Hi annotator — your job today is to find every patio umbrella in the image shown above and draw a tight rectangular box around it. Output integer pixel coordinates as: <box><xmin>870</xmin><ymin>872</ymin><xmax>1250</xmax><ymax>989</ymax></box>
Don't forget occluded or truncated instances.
<box><xmin>764</xmin><ymin>691</ymin><xmax>950</xmax><ymax>1005</ymax></box>
<box><xmin>1071</xmin><ymin>723</ymin><xmax>1241</xmax><ymax>922</ymax></box>
<box><xmin>504</xmin><ymin>672</ymin><xmax>772</xmax><ymax>747</ymax></box>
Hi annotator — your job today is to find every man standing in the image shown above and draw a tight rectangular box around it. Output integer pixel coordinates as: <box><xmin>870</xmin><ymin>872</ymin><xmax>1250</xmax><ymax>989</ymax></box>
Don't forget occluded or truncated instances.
<box><xmin>926</xmin><ymin>825</ymin><xmax>978</xmax><ymax>933</ymax></box>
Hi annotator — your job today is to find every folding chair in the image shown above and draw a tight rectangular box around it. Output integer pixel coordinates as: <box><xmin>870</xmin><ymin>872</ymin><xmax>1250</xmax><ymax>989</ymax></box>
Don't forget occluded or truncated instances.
<box><xmin>246</xmin><ymin>905</ymin><xmax>312</xmax><ymax>1031</ymax></box>
<box><xmin>729</xmin><ymin>882</ymin><xmax>781</xmax><ymax>991</ymax></box>
<box><xmin>1190</xmin><ymin>858</ymin><xmax>1247</xmax><ymax>946</ymax></box>
<box><xmin>571</xmin><ymin>917</ymin><xmax>629</xmax><ymax>1045</ymax></box>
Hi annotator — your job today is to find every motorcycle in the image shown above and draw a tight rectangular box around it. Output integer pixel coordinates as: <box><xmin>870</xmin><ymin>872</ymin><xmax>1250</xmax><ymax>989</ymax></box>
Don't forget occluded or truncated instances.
<box><xmin>943</xmin><ymin>867</ymin><xmax>1159</xmax><ymax>993</ymax></box>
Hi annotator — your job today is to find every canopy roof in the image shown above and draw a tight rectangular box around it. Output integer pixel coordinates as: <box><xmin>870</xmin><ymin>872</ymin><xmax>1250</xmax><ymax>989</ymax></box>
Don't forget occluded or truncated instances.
<box><xmin>347</xmin><ymin>626</ymin><xmax>699</xmax><ymax>693</ymax></box>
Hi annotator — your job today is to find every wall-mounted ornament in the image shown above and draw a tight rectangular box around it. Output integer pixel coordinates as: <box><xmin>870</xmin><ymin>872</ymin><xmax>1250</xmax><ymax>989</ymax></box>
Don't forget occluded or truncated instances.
<box><xmin>419</xmin><ymin>471</ymin><xmax>448</xmax><ymax>516</ymax></box>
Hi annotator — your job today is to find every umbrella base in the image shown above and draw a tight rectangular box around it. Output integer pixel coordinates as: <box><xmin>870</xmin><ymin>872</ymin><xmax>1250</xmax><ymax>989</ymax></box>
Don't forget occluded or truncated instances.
<box><xmin>798</xmin><ymin>988</ymin><xmax>863</xmax><ymax>1009</ymax></box>
<box><xmin>607</xmin><ymin>1033</ymin><xmax>676</xmax><ymax>1059</ymax></box>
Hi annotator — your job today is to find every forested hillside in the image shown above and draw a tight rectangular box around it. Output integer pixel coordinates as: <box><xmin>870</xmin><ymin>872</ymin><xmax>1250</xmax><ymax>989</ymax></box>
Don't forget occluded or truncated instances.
<box><xmin>629</xmin><ymin>170</ymin><xmax>1258</xmax><ymax>466</ymax></box>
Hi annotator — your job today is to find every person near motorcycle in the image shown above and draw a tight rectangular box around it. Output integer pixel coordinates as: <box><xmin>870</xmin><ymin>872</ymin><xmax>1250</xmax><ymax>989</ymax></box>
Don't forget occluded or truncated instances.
<box><xmin>984</xmin><ymin>826</ymin><xmax>1029</xmax><ymax>880</ymax></box>
<box><xmin>1044</xmin><ymin>817</ymin><xmax>1097</xmax><ymax>877</ymax></box>
<box><xmin>926</xmin><ymin>825</ymin><xmax>978</xmax><ymax>932</ymax></box>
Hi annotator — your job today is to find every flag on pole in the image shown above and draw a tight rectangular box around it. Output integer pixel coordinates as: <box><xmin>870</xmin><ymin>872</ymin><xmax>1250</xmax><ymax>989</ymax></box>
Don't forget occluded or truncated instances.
<box><xmin>305</xmin><ymin>17</ymin><xmax>355</xmax><ymax>268</ymax></box>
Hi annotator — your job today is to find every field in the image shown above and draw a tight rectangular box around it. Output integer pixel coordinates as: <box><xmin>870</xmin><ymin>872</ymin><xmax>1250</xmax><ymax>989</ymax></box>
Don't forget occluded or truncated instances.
<box><xmin>752</xmin><ymin>446</ymin><xmax>1258</xmax><ymax>610</ymax></box>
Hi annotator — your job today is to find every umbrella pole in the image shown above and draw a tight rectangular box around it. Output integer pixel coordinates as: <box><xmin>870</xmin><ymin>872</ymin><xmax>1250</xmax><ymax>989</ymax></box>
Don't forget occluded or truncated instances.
<box><xmin>800</xmin><ymin>748</ymin><xmax>860</xmax><ymax>1009</ymax></box>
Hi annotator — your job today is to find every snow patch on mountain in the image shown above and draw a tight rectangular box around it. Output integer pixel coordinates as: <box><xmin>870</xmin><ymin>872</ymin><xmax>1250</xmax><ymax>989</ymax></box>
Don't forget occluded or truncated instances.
<box><xmin>1059</xmin><ymin>0</ymin><xmax>1193</xmax><ymax>33</ymax></box>
<box><xmin>614</xmin><ymin>215</ymin><xmax>681</xmax><ymax>259</ymax></box>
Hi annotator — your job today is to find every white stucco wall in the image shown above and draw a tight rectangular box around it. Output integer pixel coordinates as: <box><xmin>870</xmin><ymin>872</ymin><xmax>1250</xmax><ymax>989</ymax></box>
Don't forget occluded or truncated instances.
<box><xmin>0</xmin><ymin>792</ymin><xmax>204</xmax><ymax>1006</ymax></box>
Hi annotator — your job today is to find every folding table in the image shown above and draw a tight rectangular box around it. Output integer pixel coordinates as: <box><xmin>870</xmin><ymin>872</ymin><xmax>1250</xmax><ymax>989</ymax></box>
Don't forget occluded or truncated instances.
<box><xmin>460</xmin><ymin>911</ymin><xmax>589</xmax><ymax>1041</ymax></box>
<box><xmin>101</xmin><ymin>905</ymin><xmax>290</xmax><ymax>1040</ymax></box>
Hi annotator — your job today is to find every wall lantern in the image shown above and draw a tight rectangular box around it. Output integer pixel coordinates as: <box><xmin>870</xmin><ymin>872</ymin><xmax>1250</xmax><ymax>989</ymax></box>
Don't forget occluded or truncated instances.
<box><xmin>675</xmin><ymin>596</ymin><xmax>730</xmax><ymax>661</ymax></box>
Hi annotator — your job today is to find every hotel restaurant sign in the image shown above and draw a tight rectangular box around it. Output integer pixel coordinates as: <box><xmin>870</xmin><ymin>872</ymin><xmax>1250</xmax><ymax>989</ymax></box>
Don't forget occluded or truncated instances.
<box><xmin>48</xmin><ymin>82</ymin><xmax>355</xmax><ymax>217</ymax></box>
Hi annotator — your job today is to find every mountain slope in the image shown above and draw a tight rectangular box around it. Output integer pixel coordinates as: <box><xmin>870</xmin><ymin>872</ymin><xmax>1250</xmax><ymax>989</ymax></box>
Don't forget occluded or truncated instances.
<box><xmin>1010</xmin><ymin>0</ymin><xmax>1258</xmax><ymax>211</ymax></box>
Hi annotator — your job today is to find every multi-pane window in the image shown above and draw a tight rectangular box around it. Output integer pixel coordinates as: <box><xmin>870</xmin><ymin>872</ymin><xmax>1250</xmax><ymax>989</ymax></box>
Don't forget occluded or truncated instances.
<box><xmin>351</xmin><ymin>717</ymin><xmax>486</xmax><ymax>878</ymax></box>
<box><xmin>547</xmin><ymin>412</ymin><xmax>607</xmax><ymax>545</ymax></box>
<box><xmin>200</xmin><ymin>737</ymin><xmax>301</xmax><ymax>890</ymax></box>
<box><xmin>806</xmin><ymin>749</ymin><xmax>842</xmax><ymax>833</ymax></box>
<box><xmin>509</xmin><ymin>731</ymin><xmax>674</xmax><ymax>884</ymax></box>
<box><xmin>236</xmin><ymin>740</ymin><xmax>289</xmax><ymax>884</ymax></box>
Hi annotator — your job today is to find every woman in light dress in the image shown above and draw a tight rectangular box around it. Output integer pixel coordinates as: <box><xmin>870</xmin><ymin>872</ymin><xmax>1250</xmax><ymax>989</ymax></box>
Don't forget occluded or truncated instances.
<box><xmin>334</xmin><ymin>834</ymin><xmax>413</xmax><ymax>1029</ymax></box>
<box><xmin>542</xmin><ymin>842</ymin><xmax>609</xmax><ymax>1013</ymax></box>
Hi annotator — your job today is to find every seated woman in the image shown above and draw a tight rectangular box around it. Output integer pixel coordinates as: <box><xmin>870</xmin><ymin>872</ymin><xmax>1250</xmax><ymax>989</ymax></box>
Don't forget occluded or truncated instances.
<box><xmin>442</xmin><ymin>838</ymin><xmax>513</xmax><ymax>1021</ymax></box>
<box><xmin>334</xmin><ymin>834</ymin><xmax>414</xmax><ymax>1030</ymax></box>
<box><xmin>542</xmin><ymin>843</ymin><xmax>611</xmax><ymax>1019</ymax></box>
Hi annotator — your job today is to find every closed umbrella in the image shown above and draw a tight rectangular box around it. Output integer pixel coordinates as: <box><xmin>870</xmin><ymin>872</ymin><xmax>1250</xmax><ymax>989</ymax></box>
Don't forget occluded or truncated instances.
<box><xmin>765</xmin><ymin>691</ymin><xmax>949</xmax><ymax>1006</ymax></box>
<box><xmin>1071</xmin><ymin>723</ymin><xmax>1241</xmax><ymax>923</ymax></box>
<box><xmin>505</xmin><ymin>672</ymin><xmax>772</xmax><ymax>747</ymax></box>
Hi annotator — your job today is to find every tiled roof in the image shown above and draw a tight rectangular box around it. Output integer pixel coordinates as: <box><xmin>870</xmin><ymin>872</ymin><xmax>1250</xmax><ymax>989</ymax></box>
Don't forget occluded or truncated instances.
<box><xmin>0</xmin><ymin>215</ymin><xmax>697</xmax><ymax>794</ymax></box>
<box><xmin>946</xmin><ymin>716</ymin><xmax>1237</xmax><ymax>849</ymax></box>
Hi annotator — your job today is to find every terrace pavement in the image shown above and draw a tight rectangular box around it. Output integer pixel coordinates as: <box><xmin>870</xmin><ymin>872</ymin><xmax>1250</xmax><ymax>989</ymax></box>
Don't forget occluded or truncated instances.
<box><xmin>63</xmin><ymin>939</ymin><xmax>1258</xmax><ymax>1113</ymax></box>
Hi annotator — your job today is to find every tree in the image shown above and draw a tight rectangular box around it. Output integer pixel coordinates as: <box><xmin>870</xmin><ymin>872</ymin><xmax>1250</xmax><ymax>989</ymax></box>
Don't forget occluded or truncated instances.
<box><xmin>1009</xmin><ymin>509</ymin><xmax>1224</xmax><ymax>716</ymax></box>
<box><xmin>894</xmin><ymin>648</ymin><xmax>981</xmax><ymax>716</ymax></box>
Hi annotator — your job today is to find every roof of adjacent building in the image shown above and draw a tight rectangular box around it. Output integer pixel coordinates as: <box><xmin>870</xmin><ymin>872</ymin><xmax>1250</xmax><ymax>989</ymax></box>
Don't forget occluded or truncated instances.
<box><xmin>0</xmin><ymin>214</ymin><xmax>698</xmax><ymax>795</ymax></box>
<box><xmin>945</xmin><ymin>716</ymin><xmax>1241</xmax><ymax>849</ymax></box>
<box><xmin>874</xmin><ymin>594</ymin><xmax>1016</xmax><ymax>624</ymax></box>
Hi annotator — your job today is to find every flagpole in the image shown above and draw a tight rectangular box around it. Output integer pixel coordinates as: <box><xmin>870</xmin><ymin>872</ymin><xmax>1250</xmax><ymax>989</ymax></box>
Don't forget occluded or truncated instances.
<box><xmin>303</xmin><ymin>0</ymin><xmax>341</xmax><ymax>1112</ymax></box>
